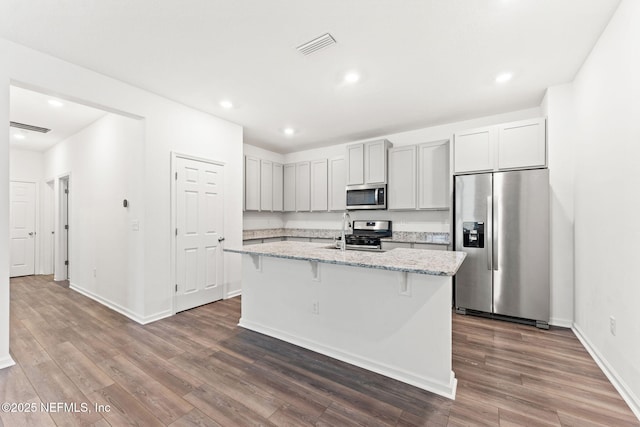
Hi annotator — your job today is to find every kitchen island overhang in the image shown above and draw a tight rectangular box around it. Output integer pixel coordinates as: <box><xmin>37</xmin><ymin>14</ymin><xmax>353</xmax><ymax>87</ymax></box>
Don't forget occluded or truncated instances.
<box><xmin>225</xmin><ymin>241</ymin><xmax>466</xmax><ymax>399</ymax></box>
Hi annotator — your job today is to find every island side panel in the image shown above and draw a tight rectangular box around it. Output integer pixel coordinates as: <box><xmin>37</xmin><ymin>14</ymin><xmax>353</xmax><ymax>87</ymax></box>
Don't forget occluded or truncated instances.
<box><xmin>239</xmin><ymin>254</ymin><xmax>456</xmax><ymax>398</ymax></box>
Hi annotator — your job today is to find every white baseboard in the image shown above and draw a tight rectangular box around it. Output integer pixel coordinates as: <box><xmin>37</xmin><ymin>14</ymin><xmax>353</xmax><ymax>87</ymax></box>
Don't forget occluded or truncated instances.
<box><xmin>70</xmin><ymin>284</ymin><xmax>172</xmax><ymax>325</ymax></box>
<box><xmin>0</xmin><ymin>355</ymin><xmax>15</xmax><ymax>370</ymax></box>
<box><xmin>239</xmin><ymin>318</ymin><xmax>457</xmax><ymax>400</ymax></box>
<box><xmin>225</xmin><ymin>289</ymin><xmax>242</xmax><ymax>299</ymax></box>
<box><xmin>573</xmin><ymin>324</ymin><xmax>640</xmax><ymax>421</ymax></box>
<box><xmin>549</xmin><ymin>317</ymin><xmax>573</xmax><ymax>328</ymax></box>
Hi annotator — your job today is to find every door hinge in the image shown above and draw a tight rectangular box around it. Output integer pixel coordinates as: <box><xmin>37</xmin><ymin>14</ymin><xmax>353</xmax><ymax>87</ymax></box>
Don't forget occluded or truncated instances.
<box><xmin>64</xmin><ymin>188</ymin><xmax>69</xmax><ymax>194</ymax></box>
<box><xmin>64</xmin><ymin>260</ymin><xmax>69</xmax><ymax>266</ymax></box>
<box><xmin>175</xmin><ymin>172</ymin><xmax>178</xmax><ymax>180</ymax></box>
<box><xmin>175</xmin><ymin>284</ymin><xmax>178</xmax><ymax>293</ymax></box>
<box><xmin>175</xmin><ymin>228</ymin><xmax>178</xmax><ymax>236</ymax></box>
<box><xmin>64</xmin><ymin>224</ymin><xmax>69</xmax><ymax>230</ymax></box>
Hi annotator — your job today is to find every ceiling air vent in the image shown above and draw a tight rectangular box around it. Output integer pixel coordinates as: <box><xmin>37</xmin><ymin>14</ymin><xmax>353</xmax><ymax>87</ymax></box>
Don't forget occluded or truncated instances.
<box><xmin>296</xmin><ymin>33</ymin><xmax>336</xmax><ymax>55</ymax></box>
<box><xmin>10</xmin><ymin>121</ymin><xmax>51</xmax><ymax>133</ymax></box>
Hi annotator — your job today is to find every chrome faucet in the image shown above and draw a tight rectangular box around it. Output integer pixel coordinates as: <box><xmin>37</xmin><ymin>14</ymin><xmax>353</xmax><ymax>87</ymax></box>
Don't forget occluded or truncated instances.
<box><xmin>340</xmin><ymin>211</ymin><xmax>352</xmax><ymax>251</ymax></box>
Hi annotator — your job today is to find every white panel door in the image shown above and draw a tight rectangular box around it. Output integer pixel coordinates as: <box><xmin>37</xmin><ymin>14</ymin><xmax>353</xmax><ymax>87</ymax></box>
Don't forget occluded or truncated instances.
<box><xmin>176</xmin><ymin>157</ymin><xmax>224</xmax><ymax>312</ymax></box>
<box><xmin>10</xmin><ymin>181</ymin><xmax>36</xmax><ymax>277</ymax></box>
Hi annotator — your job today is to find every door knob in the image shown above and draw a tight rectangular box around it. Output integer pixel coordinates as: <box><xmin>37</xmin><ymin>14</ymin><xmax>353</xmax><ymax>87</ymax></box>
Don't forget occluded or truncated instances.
<box><xmin>218</xmin><ymin>237</ymin><xmax>225</xmax><ymax>242</ymax></box>
<box><xmin>28</xmin><ymin>232</ymin><xmax>34</xmax><ymax>236</ymax></box>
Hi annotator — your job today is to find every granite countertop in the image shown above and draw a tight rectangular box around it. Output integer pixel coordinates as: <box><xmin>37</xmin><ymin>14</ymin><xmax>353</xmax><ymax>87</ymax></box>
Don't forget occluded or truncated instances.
<box><xmin>243</xmin><ymin>228</ymin><xmax>450</xmax><ymax>245</ymax></box>
<box><xmin>225</xmin><ymin>241</ymin><xmax>466</xmax><ymax>276</ymax></box>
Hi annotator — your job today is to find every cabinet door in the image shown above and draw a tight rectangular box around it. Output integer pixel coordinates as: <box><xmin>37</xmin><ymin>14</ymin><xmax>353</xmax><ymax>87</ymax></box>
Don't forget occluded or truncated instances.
<box><xmin>295</xmin><ymin>161</ymin><xmax>311</xmax><ymax>211</ymax></box>
<box><xmin>273</xmin><ymin>163</ymin><xmax>283</xmax><ymax>212</ymax></box>
<box><xmin>328</xmin><ymin>157</ymin><xmax>346</xmax><ymax>211</ymax></box>
<box><xmin>346</xmin><ymin>143</ymin><xmax>364</xmax><ymax>185</ymax></box>
<box><xmin>244</xmin><ymin>155</ymin><xmax>260</xmax><ymax>211</ymax></box>
<box><xmin>310</xmin><ymin>159</ymin><xmax>328</xmax><ymax>212</ymax></box>
<box><xmin>283</xmin><ymin>163</ymin><xmax>296</xmax><ymax>212</ymax></box>
<box><xmin>388</xmin><ymin>145</ymin><xmax>417</xmax><ymax>210</ymax></box>
<box><xmin>364</xmin><ymin>140</ymin><xmax>388</xmax><ymax>184</ymax></box>
<box><xmin>497</xmin><ymin>118</ymin><xmax>546</xmax><ymax>170</ymax></box>
<box><xmin>260</xmin><ymin>159</ymin><xmax>273</xmax><ymax>211</ymax></box>
<box><xmin>453</xmin><ymin>127</ymin><xmax>493</xmax><ymax>174</ymax></box>
<box><xmin>418</xmin><ymin>140</ymin><xmax>450</xmax><ymax>209</ymax></box>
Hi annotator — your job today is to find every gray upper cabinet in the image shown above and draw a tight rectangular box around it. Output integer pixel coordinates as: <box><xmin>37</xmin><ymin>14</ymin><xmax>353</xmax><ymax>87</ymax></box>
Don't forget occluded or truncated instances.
<box><xmin>497</xmin><ymin>118</ymin><xmax>546</xmax><ymax>170</ymax></box>
<box><xmin>418</xmin><ymin>140</ymin><xmax>450</xmax><ymax>210</ymax></box>
<box><xmin>283</xmin><ymin>163</ymin><xmax>296</xmax><ymax>212</ymax></box>
<box><xmin>388</xmin><ymin>145</ymin><xmax>417</xmax><ymax>210</ymax></box>
<box><xmin>328</xmin><ymin>156</ymin><xmax>346</xmax><ymax>211</ymax></box>
<box><xmin>388</xmin><ymin>140</ymin><xmax>450</xmax><ymax>211</ymax></box>
<box><xmin>310</xmin><ymin>159</ymin><xmax>328</xmax><ymax>212</ymax></box>
<box><xmin>273</xmin><ymin>163</ymin><xmax>283</xmax><ymax>212</ymax></box>
<box><xmin>260</xmin><ymin>159</ymin><xmax>273</xmax><ymax>211</ymax></box>
<box><xmin>295</xmin><ymin>161</ymin><xmax>311</xmax><ymax>211</ymax></box>
<box><xmin>454</xmin><ymin>118</ymin><xmax>546</xmax><ymax>174</ymax></box>
<box><xmin>453</xmin><ymin>127</ymin><xmax>493</xmax><ymax>174</ymax></box>
<box><xmin>346</xmin><ymin>143</ymin><xmax>364</xmax><ymax>185</ymax></box>
<box><xmin>346</xmin><ymin>139</ymin><xmax>392</xmax><ymax>185</ymax></box>
<box><xmin>244</xmin><ymin>155</ymin><xmax>260</xmax><ymax>211</ymax></box>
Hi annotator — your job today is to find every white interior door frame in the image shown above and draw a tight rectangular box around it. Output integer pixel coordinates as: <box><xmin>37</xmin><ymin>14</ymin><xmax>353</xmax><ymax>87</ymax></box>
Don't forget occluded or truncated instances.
<box><xmin>170</xmin><ymin>152</ymin><xmax>226</xmax><ymax>315</ymax></box>
<box><xmin>54</xmin><ymin>173</ymin><xmax>71</xmax><ymax>282</ymax></box>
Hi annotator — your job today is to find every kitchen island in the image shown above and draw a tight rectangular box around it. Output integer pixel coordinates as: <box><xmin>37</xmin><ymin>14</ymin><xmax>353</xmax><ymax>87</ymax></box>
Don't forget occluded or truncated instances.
<box><xmin>225</xmin><ymin>241</ymin><xmax>466</xmax><ymax>399</ymax></box>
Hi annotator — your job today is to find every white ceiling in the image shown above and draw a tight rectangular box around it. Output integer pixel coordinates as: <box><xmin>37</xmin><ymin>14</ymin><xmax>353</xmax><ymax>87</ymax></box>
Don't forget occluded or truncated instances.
<box><xmin>9</xmin><ymin>86</ymin><xmax>108</xmax><ymax>152</ymax></box>
<box><xmin>0</xmin><ymin>0</ymin><xmax>621</xmax><ymax>153</ymax></box>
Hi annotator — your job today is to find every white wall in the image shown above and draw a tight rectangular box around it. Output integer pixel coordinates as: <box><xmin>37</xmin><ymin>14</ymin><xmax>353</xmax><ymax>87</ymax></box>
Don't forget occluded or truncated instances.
<box><xmin>542</xmin><ymin>85</ymin><xmax>576</xmax><ymax>327</ymax></box>
<box><xmin>1</xmin><ymin>37</ymin><xmax>244</xmax><ymax>335</ymax></box>
<box><xmin>9</xmin><ymin>148</ymin><xmax>42</xmax><ymax>182</ymax></box>
<box><xmin>563</xmin><ymin>0</ymin><xmax>640</xmax><ymax>417</ymax></box>
<box><xmin>0</xmin><ymin>45</ymin><xmax>13</xmax><ymax>369</ymax></box>
<box><xmin>43</xmin><ymin>113</ymin><xmax>146</xmax><ymax>318</ymax></box>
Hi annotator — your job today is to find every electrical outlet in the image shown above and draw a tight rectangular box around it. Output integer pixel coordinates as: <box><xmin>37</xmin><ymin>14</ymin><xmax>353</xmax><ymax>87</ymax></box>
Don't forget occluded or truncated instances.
<box><xmin>312</xmin><ymin>301</ymin><xmax>320</xmax><ymax>315</ymax></box>
<box><xmin>609</xmin><ymin>316</ymin><xmax>616</xmax><ymax>336</ymax></box>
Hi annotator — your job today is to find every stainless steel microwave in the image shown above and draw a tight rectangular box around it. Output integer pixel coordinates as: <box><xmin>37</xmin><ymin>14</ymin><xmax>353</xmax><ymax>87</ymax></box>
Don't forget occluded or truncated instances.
<box><xmin>346</xmin><ymin>184</ymin><xmax>387</xmax><ymax>210</ymax></box>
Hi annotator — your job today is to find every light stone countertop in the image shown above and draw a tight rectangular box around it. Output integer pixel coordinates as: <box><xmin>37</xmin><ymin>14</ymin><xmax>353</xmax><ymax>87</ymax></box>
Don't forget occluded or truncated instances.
<box><xmin>243</xmin><ymin>228</ymin><xmax>450</xmax><ymax>245</ymax></box>
<box><xmin>225</xmin><ymin>241</ymin><xmax>466</xmax><ymax>276</ymax></box>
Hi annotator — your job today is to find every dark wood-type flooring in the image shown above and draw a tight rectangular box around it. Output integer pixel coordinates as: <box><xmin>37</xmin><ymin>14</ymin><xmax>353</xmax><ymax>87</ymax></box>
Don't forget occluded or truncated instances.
<box><xmin>1</xmin><ymin>275</ymin><xmax>638</xmax><ymax>426</ymax></box>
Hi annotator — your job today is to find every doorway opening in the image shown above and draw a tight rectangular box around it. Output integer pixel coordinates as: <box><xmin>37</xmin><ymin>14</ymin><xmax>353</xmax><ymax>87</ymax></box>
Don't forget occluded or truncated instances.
<box><xmin>55</xmin><ymin>175</ymin><xmax>70</xmax><ymax>282</ymax></box>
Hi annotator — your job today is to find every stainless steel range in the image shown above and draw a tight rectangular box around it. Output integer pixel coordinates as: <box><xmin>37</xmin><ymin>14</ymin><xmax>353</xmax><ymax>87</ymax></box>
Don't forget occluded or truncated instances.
<box><xmin>342</xmin><ymin>220</ymin><xmax>392</xmax><ymax>251</ymax></box>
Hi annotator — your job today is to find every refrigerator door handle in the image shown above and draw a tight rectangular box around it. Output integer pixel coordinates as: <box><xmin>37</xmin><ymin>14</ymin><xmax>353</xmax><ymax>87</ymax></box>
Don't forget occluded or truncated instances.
<box><xmin>493</xmin><ymin>195</ymin><xmax>499</xmax><ymax>271</ymax></box>
<box><xmin>486</xmin><ymin>196</ymin><xmax>492</xmax><ymax>270</ymax></box>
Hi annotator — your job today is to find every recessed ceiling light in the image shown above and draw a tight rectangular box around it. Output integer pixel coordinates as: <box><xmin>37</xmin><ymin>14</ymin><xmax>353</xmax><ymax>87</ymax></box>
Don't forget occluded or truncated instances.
<box><xmin>13</xmin><ymin>133</ymin><xmax>25</xmax><ymax>140</ymax></box>
<box><xmin>495</xmin><ymin>72</ymin><xmax>513</xmax><ymax>84</ymax></box>
<box><xmin>344</xmin><ymin>72</ymin><xmax>361</xmax><ymax>84</ymax></box>
<box><xmin>48</xmin><ymin>99</ymin><xmax>64</xmax><ymax>107</ymax></box>
<box><xmin>220</xmin><ymin>100</ymin><xmax>234</xmax><ymax>109</ymax></box>
<box><xmin>283</xmin><ymin>127</ymin><xmax>295</xmax><ymax>136</ymax></box>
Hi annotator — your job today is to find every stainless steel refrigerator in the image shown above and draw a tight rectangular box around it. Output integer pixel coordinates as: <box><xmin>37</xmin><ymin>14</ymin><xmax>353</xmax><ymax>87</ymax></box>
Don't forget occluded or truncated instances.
<box><xmin>454</xmin><ymin>168</ymin><xmax>550</xmax><ymax>329</ymax></box>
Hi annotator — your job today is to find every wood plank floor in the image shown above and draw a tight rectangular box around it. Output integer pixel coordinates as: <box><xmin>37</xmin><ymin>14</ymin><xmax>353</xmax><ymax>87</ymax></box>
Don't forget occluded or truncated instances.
<box><xmin>1</xmin><ymin>275</ymin><xmax>638</xmax><ymax>426</ymax></box>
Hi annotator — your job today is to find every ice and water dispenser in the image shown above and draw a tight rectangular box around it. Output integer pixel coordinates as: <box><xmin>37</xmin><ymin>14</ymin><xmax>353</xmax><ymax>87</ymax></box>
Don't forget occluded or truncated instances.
<box><xmin>462</xmin><ymin>222</ymin><xmax>485</xmax><ymax>248</ymax></box>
